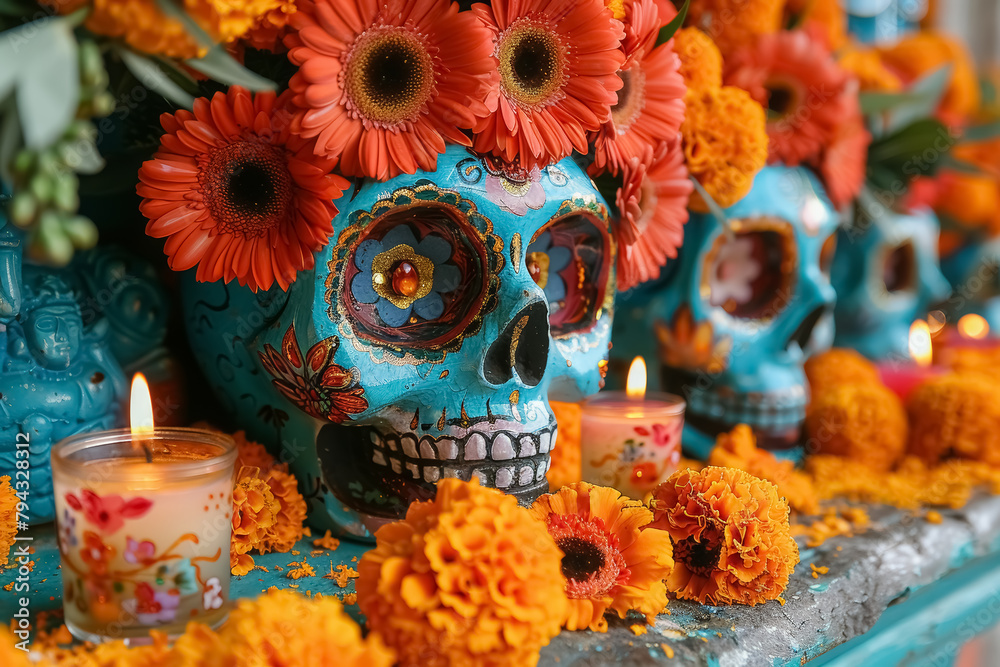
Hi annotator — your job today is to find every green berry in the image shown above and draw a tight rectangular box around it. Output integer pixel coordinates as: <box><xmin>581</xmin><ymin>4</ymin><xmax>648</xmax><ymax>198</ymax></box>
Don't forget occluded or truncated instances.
<box><xmin>9</xmin><ymin>192</ymin><xmax>36</xmax><ymax>227</ymax></box>
<box><xmin>62</xmin><ymin>215</ymin><xmax>98</xmax><ymax>250</ymax></box>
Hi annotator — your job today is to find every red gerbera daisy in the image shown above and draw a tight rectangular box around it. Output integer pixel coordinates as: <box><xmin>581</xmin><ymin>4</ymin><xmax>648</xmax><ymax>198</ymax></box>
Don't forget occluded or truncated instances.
<box><xmin>817</xmin><ymin>115</ymin><xmax>870</xmax><ymax>209</ymax></box>
<box><xmin>591</xmin><ymin>0</ymin><xmax>686</xmax><ymax>176</ymax></box>
<box><xmin>137</xmin><ymin>86</ymin><xmax>348</xmax><ymax>292</ymax></box>
<box><xmin>615</xmin><ymin>138</ymin><xmax>692</xmax><ymax>291</ymax></box>
<box><xmin>725</xmin><ymin>30</ymin><xmax>856</xmax><ymax>167</ymax></box>
<box><xmin>472</xmin><ymin>0</ymin><xmax>626</xmax><ymax>170</ymax></box>
<box><xmin>284</xmin><ymin>0</ymin><xmax>495</xmax><ymax>180</ymax></box>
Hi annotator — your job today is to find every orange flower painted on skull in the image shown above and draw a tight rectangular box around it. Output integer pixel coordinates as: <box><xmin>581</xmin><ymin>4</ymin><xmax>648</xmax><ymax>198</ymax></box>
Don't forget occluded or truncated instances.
<box><xmin>531</xmin><ymin>482</ymin><xmax>673</xmax><ymax>632</ymax></box>
<box><xmin>649</xmin><ymin>466</ymin><xmax>799</xmax><ymax>606</ymax></box>
<box><xmin>259</xmin><ymin>324</ymin><xmax>368</xmax><ymax>423</ymax></box>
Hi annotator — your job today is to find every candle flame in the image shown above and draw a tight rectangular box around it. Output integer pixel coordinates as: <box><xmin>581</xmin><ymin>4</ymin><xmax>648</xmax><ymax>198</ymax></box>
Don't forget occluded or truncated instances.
<box><xmin>909</xmin><ymin>320</ymin><xmax>932</xmax><ymax>368</ymax></box>
<box><xmin>130</xmin><ymin>373</ymin><xmax>154</xmax><ymax>436</ymax></box>
<box><xmin>958</xmin><ymin>313</ymin><xmax>989</xmax><ymax>340</ymax></box>
<box><xmin>626</xmin><ymin>356</ymin><xmax>647</xmax><ymax>399</ymax></box>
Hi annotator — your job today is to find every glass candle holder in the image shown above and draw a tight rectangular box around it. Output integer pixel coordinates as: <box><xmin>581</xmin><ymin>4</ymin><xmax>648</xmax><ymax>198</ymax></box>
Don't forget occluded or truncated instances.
<box><xmin>579</xmin><ymin>392</ymin><xmax>685</xmax><ymax>500</ymax></box>
<box><xmin>51</xmin><ymin>428</ymin><xmax>236</xmax><ymax>643</ymax></box>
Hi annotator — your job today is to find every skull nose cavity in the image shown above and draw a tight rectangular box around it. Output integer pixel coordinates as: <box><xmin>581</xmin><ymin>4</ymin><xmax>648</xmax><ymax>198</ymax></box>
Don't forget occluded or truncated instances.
<box><xmin>484</xmin><ymin>301</ymin><xmax>549</xmax><ymax>387</ymax></box>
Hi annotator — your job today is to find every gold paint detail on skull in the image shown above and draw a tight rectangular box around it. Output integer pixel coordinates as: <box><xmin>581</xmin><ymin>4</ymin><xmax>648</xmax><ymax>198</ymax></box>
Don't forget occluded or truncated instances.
<box><xmin>370</xmin><ymin>244</ymin><xmax>435</xmax><ymax>309</ymax></box>
<box><xmin>511</xmin><ymin>233</ymin><xmax>522</xmax><ymax>274</ymax></box>
<box><xmin>526</xmin><ymin>251</ymin><xmax>550</xmax><ymax>288</ymax></box>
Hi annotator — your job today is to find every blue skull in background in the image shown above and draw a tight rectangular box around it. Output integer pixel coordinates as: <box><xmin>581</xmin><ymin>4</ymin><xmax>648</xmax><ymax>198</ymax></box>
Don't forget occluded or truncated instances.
<box><xmin>612</xmin><ymin>166</ymin><xmax>839</xmax><ymax>459</ymax></box>
<box><xmin>182</xmin><ymin>145</ymin><xmax>615</xmax><ymax>538</ymax></box>
<box><xmin>843</xmin><ymin>0</ymin><xmax>927</xmax><ymax>44</ymax></box>
<box><xmin>831</xmin><ymin>204</ymin><xmax>951</xmax><ymax>360</ymax></box>
<box><xmin>940</xmin><ymin>239</ymin><xmax>1000</xmax><ymax>333</ymax></box>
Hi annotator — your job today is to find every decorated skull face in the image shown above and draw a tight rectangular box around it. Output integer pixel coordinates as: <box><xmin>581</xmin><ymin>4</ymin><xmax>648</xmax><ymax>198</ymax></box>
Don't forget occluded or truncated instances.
<box><xmin>182</xmin><ymin>145</ymin><xmax>614</xmax><ymax>537</ymax></box>
<box><xmin>843</xmin><ymin>0</ymin><xmax>927</xmax><ymax>44</ymax></box>
<box><xmin>612</xmin><ymin>166</ymin><xmax>839</xmax><ymax>458</ymax></box>
<box><xmin>831</xmin><ymin>205</ymin><xmax>950</xmax><ymax>359</ymax></box>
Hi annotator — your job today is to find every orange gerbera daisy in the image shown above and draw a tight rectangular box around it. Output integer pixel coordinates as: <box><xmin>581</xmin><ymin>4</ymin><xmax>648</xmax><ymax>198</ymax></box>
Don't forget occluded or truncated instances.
<box><xmin>284</xmin><ymin>0</ymin><xmax>494</xmax><ymax>180</ymax></box>
<box><xmin>138</xmin><ymin>87</ymin><xmax>348</xmax><ymax>292</ymax></box>
<box><xmin>591</xmin><ymin>0</ymin><xmax>686</xmax><ymax>176</ymax></box>
<box><xmin>649</xmin><ymin>467</ymin><xmax>799</xmax><ymax>606</ymax></box>
<box><xmin>472</xmin><ymin>0</ymin><xmax>625</xmax><ymax>170</ymax></box>
<box><xmin>531</xmin><ymin>482</ymin><xmax>673</xmax><ymax>632</ymax></box>
<box><xmin>615</xmin><ymin>138</ymin><xmax>692</xmax><ymax>290</ymax></box>
<box><xmin>358</xmin><ymin>478</ymin><xmax>567</xmax><ymax>667</ymax></box>
<box><xmin>817</xmin><ymin>115</ymin><xmax>870</xmax><ymax>208</ymax></box>
<box><xmin>725</xmin><ymin>30</ymin><xmax>857</xmax><ymax>167</ymax></box>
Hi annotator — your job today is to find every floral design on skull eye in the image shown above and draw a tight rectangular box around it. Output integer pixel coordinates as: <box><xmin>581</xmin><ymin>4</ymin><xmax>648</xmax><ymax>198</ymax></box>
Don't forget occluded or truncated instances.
<box><xmin>259</xmin><ymin>324</ymin><xmax>368</xmax><ymax>423</ymax></box>
<box><xmin>350</xmin><ymin>225</ymin><xmax>461</xmax><ymax>327</ymax></box>
<box><xmin>526</xmin><ymin>231</ymin><xmax>572</xmax><ymax>308</ymax></box>
<box><xmin>709</xmin><ymin>236</ymin><xmax>762</xmax><ymax>308</ymax></box>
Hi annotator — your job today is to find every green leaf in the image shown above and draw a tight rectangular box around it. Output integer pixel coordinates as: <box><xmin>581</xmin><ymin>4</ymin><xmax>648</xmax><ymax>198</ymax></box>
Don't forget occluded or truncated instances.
<box><xmin>866</xmin><ymin>118</ymin><xmax>952</xmax><ymax>193</ymax></box>
<box><xmin>0</xmin><ymin>0</ymin><xmax>36</xmax><ymax>16</ymax></box>
<box><xmin>885</xmin><ymin>64</ymin><xmax>951</xmax><ymax>134</ymax></box>
<box><xmin>153</xmin><ymin>0</ymin><xmax>214</xmax><ymax>50</ymax></box>
<box><xmin>0</xmin><ymin>18</ymin><xmax>80</xmax><ymax>149</ymax></box>
<box><xmin>962</xmin><ymin>120</ymin><xmax>1000</xmax><ymax>143</ymax></box>
<box><xmin>860</xmin><ymin>91</ymin><xmax>930</xmax><ymax>115</ymax></box>
<box><xmin>119</xmin><ymin>48</ymin><xmax>195</xmax><ymax>109</ymax></box>
<box><xmin>186</xmin><ymin>46</ymin><xmax>277</xmax><ymax>91</ymax></box>
<box><xmin>0</xmin><ymin>99</ymin><xmax>20</xmax><ymax>184</ymax></box>
<box><xmin>656</xmin><ymin>0</ymin><xmax>690</xmax><ymax>47</ymax></box>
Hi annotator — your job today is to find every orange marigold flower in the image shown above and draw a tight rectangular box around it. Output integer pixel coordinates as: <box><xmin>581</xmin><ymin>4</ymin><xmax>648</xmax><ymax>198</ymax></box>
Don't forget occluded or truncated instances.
<box><xmin>186</xmin><ymin>590</ymin><xmax>396</xmax><ymax>667</ymax></box>
<box><xmin>878</xmin><ymin>31</ymin><xmax>980</xmax><ymax>123</ymax></box>
<box><xmin>615</xmin><ymin>138</ymin><xmax>692</xmax><ymax>290</ymax></box>
<box><xmin>687</xmin><ymin>0</ymin><xmax>784</xmax><ymax>57</ymax></box>
<box><xmin>231</xmin><ymin>470</ymin><xmax>281</xmax><ymax>569</ymax></box>
<box><xmin>0</xmin><ymin>476</ymin><xmax>17</xmax><ymax>566</ymax></box>
<box><xmin>549</xmin><ymin>400</ymin><xmax>583</xmax><ymax>490</ymax></box>
<box><xmin>805</xmin><ymin>383</ymin><xmax>908</xmax><ymax>472</ymax></box>
<box><xmin>682</xmin><ymin>86</ymin><xmax>768</xmax><ymax>211</ymax></box>
<box><xmin>591</xmin><ymin>0</ymin><xmax>686</xmax><ymax>176</ymax></box>
<box><xmin>231</xmin><ymin>552</ymin><xmax>256</xmax><ymax>576</ymax></box>
<box><xmin>472</xmin><ymin>0</ymin><xmax>625</xmax><ymax>171</ymax></box>
<box><xmin>725</xmin><ymin>30</ymin><xmax>860</xmax><ymax>168</ymax></box>
<box><xmin>839</xmin><ymin>46</ymin><xmax>903</xmax><ymax>93</ymax></box>
<box><xmin>785</xmin><ymin>0</ymin><xmax>847</xmax><ymax>51</ymax></box>
<box><xmin>285</xmin><ymin>0</ymin><xmax>495</xmax><ymax>180</ymax></box>
<box><xmin>230</xmin><ymin>430</ymin><xmax>286</xmax><ymax>474</ymax></box>
<box><xmin>674</xmin><ymin>27</ymin><xmax>723</xmax><ymax>91</ymax></box>
<box><xmin>242</xmin><ymin>0</ymin><xmax>297</xmax><ymax>52</ymax></box>
<box><xmin>708</xmin><ymin>425</ymin><xmax>819</xmax><ymax>515</ymax></box>
<box><xmin>0</xmin><ymin>628</ymin><xmax>29</xmax><ymax>667</ymax></box>
<box><xmin>804</xmin><ymin>348</ymin><xmax>881</xmax><ymax>400</ymax></box>
<box><xmin>907</xmin><ymin>374</ymin><xmax>1000</xmax><ymax>467</ymax></box>
<box><xmin>358</xmin><ymin>478</ymin><xmax>567</xmax><ymax>667</ymax></box>
<box><xmin>138</xmin><ymin>87</ymin><xmax>348</xmax><ymax>293</ymax></box>
<box><xmin>933</xmin><ymin>170</ymin><xmax>1000</xmax><ymax>230</ymax></box>
<box><xmin>258</xmin><ymin>468</ymin><xmax>307</xmax><ymax>554</ymax></box>
<box><xmin>649</xmin><ymin>467</ymin><xmax>799</xmax><ymax>606</ymax></box>
<box><xmin>46</xmin><ymin>0</ymin><xmax>279</xmax><ymax>59</ymax></box>
<box><xmin>531</xmin><ymin>482</ymin><xmax>673</xmax><ymax>631</ymax></box>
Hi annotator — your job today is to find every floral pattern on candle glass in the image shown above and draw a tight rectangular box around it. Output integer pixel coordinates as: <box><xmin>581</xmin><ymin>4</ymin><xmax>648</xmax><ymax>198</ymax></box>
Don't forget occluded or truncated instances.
<box><xmin>588</xmin><ymin>421</ymin><xmax>683</xmax><ymax>496</ymax></box>
<box><xmin>61</xmin><ymin>493</ymin><xmax>225</xmax><ymax>626</ymax></box>
<box><xmin>258</xmin><ymin>323</ymin><xmax>369</xmax><ymax>423</ymax></box>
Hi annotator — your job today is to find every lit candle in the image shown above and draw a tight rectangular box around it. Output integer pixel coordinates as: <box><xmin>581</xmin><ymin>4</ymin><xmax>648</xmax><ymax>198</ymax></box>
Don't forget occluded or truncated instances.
<box><xmin>579</xmin><ymin>357</ymin><xmax>685</xmax><ymax>499</ymax></box>
<box><xmin>877</xmin><ymin>320</ymin><xmax>944</xmax><ymax>400</ymax></box>
<box><xmin>51</xmin><ymin>374</ymin><xmax>237</xmax><ymax>642</ymax></box>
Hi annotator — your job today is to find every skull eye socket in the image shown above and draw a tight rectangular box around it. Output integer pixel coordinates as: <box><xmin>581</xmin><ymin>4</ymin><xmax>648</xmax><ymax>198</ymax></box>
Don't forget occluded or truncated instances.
<box><xmin>882</xmin><ymin>240</ymin><xmax>916</xmax><ymax>294</ymax></box>
<box><xmin>819</xmin><ymin>234</ymin><xmax>837</xmax><ymax>276</ymax></box>
<box><xmin>704</xmin><ymin>217</ymin><xmax>798</xmax><ymax>321</ymax></box>
<box><xmin>528</xmin><ymin>212</ymin><xmax>610</xmax><ymax>338</ymax></box>
<box><xmin>343</xmin><ymin>204</ymin><xmax>488</xmax><ymax>347</ymax></box>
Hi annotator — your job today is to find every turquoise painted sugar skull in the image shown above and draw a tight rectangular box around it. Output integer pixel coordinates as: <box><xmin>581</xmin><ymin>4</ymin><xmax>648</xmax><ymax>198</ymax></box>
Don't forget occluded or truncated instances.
<box><xmin>831</xmin><ymin>204</ymin><xmax>950</xmax><ymax>360</ymax></box>
<box><xmin>182</xmin><ymin>145</ymin><xmax>615</xmax><ymax>538</ymax></box>
<box><xmin>612</xmin><ymin>166</ymin><xmax>839</xmax><ymax>458</ymax></box>
<box><xmin>941</xmin><ymin>239</ymin><xmax>1000</xmax><ymax>332</ymax></box>
<box><xmin>844</xmin><ymin>0</ymin><xmax>927</xmax><ymax>44</ymax></box>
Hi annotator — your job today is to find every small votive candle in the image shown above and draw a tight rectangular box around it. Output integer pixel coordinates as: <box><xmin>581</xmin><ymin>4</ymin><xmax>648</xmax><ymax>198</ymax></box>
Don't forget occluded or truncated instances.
<box><xmin>579</xmin><ymin>357</ymin><xmax>685</xmax><ymax>499</ymax></box>
<box><xmin>51</xmin><ymin>427</ymin><xmax>236</xmax><ymax>642</ymax></box>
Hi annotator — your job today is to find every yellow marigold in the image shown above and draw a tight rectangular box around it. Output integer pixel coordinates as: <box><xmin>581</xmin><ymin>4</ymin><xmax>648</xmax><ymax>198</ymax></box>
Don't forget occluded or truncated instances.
<box><xmin>174</xmin><ymin>590</ymin><xmax>395</xmax><ymax>667</ymax></box>
<box><xmin>907</xmin><ymin>374</ymin><xmax>1000</xmax><ymax>467</ymax></box>
<box><xmin>649</xmin><ymin>467</ymin><xmax>799</xmax><ymax>606</ymax></box>
<box><xmin>549</xmin><ymin>400</ymin><xmax>582</xmax><ymax>490</ymax></box>
<box><xmin>674</xmin><ymin>28</ymin><xmax>723</xmax><ymax>91</ymax></box>
<box><xmin>838</xmin><ymin>46</ymin><xmax>903</xmax><ymax>93</ymax></box>
<box><xmin>942</xmin><ymin>347</ymin><xmax>1000</xmax><ymax>383</ymax></box>
<box><xmin>258</xmin><ymin>468</ymin><xmax>307</xmax><ymax>554</ymax></box>
<box><xmin>0</xmin><ymin>627</ymin><xmax>29</xmax><ymax>667</ymax></box>
<box><xmin>804</xmin><ymin>348</ymin><xmax>881</xmax><ymax>400</ymax></box>
<box><xmin>241</xmin><ymin>0</ymin><xmax>296</xmax><ymax>52</ymax></box>
<box><xmin>682</xmin><ymin>86</ymin><xmax>769</xmax><ymax>212</ymax></box>
<box><xmin>878</xmin><ymin>31</ymin><xmax>981</xmax><ymax>121</ymax></box>
<box><xmin>0</xmin><ymin>476</ymin><xmax>17</xmax><ymax>566</ymax></box>
<box><xmin>934</xmin><ymin>171</ymin><xmax>1000</xmax><ymax>230</ymax></box>
<box><xmin>708</xmin><ymin>425</ymin><xmax>819</xmax><ymax>515</ymax></box>
<box><xmin>358</xmin><ymin>478</ymin><xmax>567</xmax><ymax>667</ymax></box>
<box><xmin>47</xmin><ymin>0</ymin><xmax>281</xmax><ymax>60</ymax></box>
<box><xmin>530</xmin><ymin>482</ymin><xmax>673</xmax><ymax>632</ymax></box>
<box><xmin>231</xmin><ymin>471</ymin><xmax>280</xmax><ymax>574</ymax></box>
<box><xmin>804</xmin><ymin>383</ymin><xmax>908</xmax><ymax>471</ymax></box>
<box><xmin>688</xmin><ymin>0</ymin><xmax>784</xmax><ymax>57</ymax></box>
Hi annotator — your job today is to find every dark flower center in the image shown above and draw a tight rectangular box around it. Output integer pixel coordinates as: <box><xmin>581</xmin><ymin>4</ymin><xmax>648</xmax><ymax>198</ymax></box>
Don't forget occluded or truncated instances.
<box><xmin>348</xmin><ymin>28</ymin><xmax>434</xmax><ymax>124</ymax></box>
<box><xmin>499</xmin><ymin>21</ymin><xmax>565</xmax><ymax>106</ymax></box>
<box><xmin>201</xmin><ymin>138</ymin><xmax>293</xmax><ymax>238</ymax></box>
<box><xmin>558</xmin><ymin>536</ymin><xmax>606</xmax><ymax>582</ymax></box>
<box><xmin>766</xmin><ymin>83</ymin><xmax>797</xmax><ymax>120</ymax></box>
<box><xmin>676</xmin><ymin>533</ymin><xmax>722</xmax><ymax>578</ymax></box>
